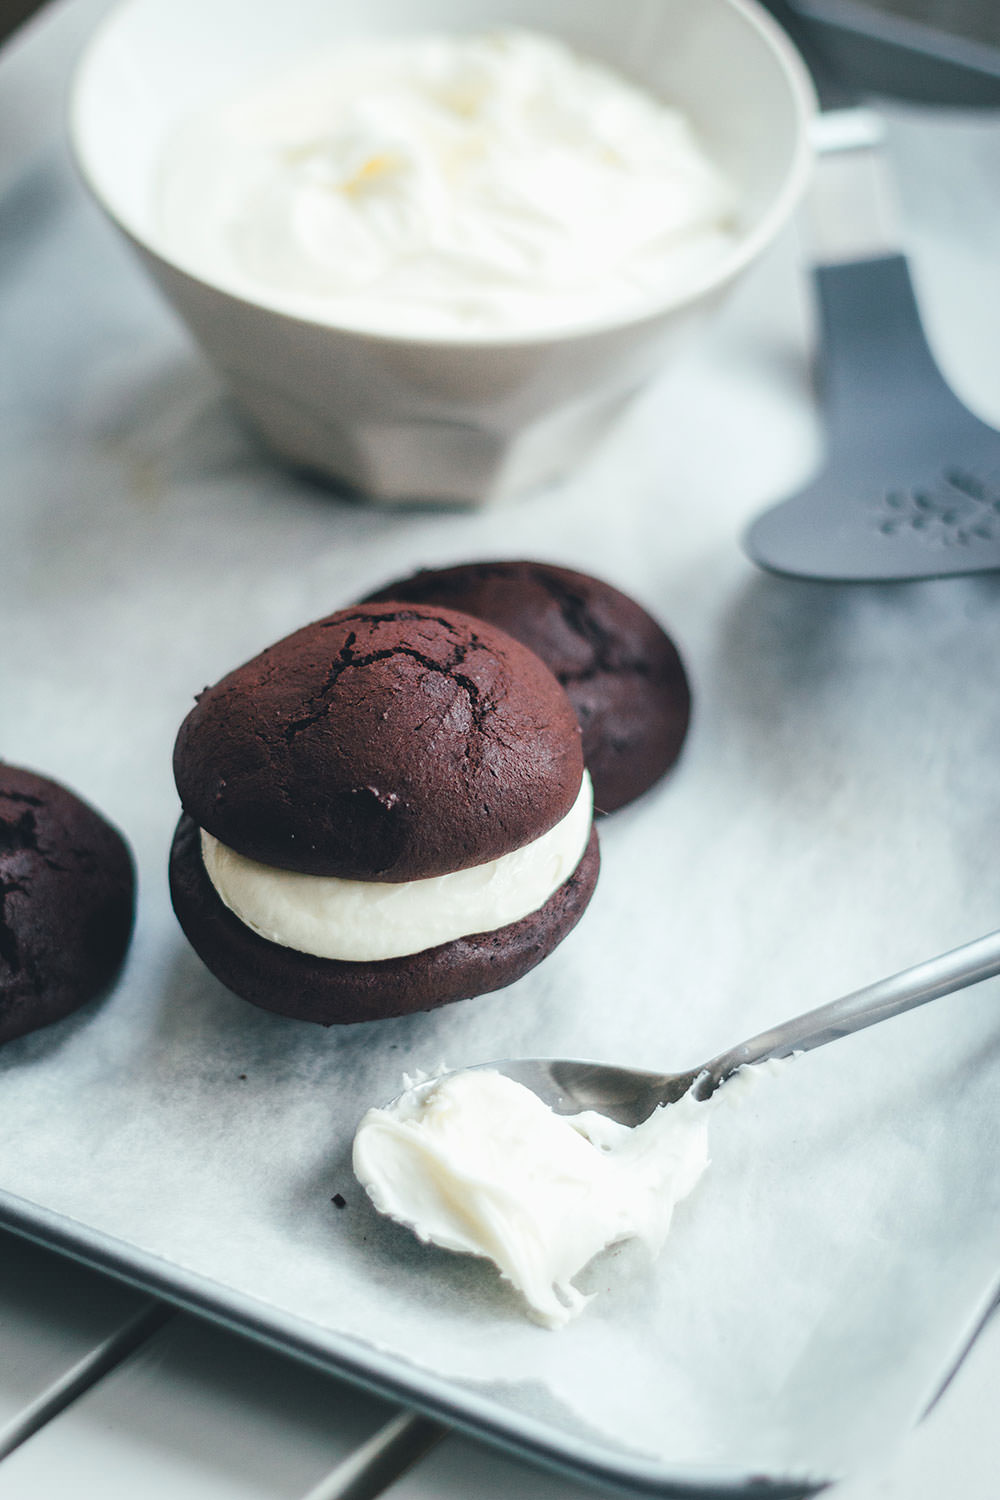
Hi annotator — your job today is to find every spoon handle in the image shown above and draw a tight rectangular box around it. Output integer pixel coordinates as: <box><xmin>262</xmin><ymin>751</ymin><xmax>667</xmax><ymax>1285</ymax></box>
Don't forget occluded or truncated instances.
<box><xmin>694</xmin><ymin>928</ymin><xmax>1000</xmax><ymax>1098</ymax></box>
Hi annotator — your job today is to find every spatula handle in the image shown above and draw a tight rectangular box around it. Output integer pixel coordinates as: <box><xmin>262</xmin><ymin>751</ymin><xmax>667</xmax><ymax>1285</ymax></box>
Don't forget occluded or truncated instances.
<box><xmin>805</xmin><ymin>110</ymin><xmax>962</xmax><ymax>441</ymax></box>
<box><xmin>813</xmin><ymin>254</ymin><xmax>955</xmax><ymax>438</ymax></box>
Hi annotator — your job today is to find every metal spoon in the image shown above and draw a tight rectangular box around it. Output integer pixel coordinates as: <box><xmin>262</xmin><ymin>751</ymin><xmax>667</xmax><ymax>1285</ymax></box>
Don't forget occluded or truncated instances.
<box><xmin>469</xmin><ymin>927</ymin><xmax>1000</xmax><ymax>1126</ymax></box>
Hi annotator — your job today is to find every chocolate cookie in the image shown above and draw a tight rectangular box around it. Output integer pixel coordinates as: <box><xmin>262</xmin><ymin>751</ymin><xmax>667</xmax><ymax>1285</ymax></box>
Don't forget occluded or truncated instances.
<box><xmin>0</xmin><ymin>765</ymin><xmax>136</xmax><ymax>1046</ymax></box>
<box><xmin>173</xmin><ymin>604</ymin><xmax>583</xmax><ymax>880</ymax></box>
<box><xmin>363</xmin><ymin>562</ymin><xmax>691</xmax><ymax>813</ymax></box>
<box><xmin>171</xmin><ymin>603</ymin><xmax>598</xmax><ymax>1023</ymax></box>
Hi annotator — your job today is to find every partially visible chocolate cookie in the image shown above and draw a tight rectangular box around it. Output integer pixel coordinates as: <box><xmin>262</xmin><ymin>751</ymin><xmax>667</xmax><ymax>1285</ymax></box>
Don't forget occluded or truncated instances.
<box><xmin>363</xmin><ymin>562</ymin><xmax>691</xmax><ymax>813</ymax></box>
<box><xmin>169</xmin><ymin>814</ymin><xmax>599</xmax><ymax>1025</ymax></box>
<box><xmin>0</xmin><ymin>765</ymin><xmax>135</xmax><ymax>1046</ymax></box>
<box><xmin>173</xmin><ymin>603</ymin><xmax>583</xmax><ymax>880</ymax></box>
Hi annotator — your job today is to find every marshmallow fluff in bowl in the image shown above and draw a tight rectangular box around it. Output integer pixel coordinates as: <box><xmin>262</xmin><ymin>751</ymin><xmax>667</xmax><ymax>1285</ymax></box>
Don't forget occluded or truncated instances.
<box><xmin>71</xmin><ymin>0</ymin><xmax>813</xmax><ymax>501</ymax></box>
<box><xmin>156</xmin><ymin>28</ymin><xmax>738</xmax><ymax>338</ymax></box>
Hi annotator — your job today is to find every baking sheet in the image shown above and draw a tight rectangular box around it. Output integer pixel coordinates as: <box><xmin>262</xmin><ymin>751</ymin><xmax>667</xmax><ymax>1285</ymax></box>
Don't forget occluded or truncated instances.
<box><xmin>3</xmin><ymin>9</ymin><xmax>1000</xmax><ymax>1493</ymax></box>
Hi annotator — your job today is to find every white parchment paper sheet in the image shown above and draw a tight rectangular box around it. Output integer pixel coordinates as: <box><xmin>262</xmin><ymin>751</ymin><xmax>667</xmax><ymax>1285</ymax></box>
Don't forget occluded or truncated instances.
<box><xmin>2</xmin><ymin>13</ymin><xmax>1000</xmax><ymax>1482</ymax></box>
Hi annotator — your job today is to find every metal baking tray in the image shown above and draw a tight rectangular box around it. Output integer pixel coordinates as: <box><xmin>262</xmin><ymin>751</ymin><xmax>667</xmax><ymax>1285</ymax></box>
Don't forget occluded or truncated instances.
<box><xmin>3</xmin><ymin>4</ymin><xmax>1000</xmax><ymax>1496</ymax></box>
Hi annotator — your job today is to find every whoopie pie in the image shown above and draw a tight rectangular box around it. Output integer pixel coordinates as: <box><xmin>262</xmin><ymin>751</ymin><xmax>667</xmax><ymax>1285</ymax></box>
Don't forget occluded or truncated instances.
<box><xmin>169</xmin><ymin>603</ymin><xmax>599</xmax><ymax>1024</ymax></box>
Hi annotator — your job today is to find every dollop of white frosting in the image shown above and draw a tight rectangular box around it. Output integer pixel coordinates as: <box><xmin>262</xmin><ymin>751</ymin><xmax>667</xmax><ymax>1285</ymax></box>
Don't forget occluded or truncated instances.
<box><xmin>200</xmin><ymin>772</ymin><xmax>592</xmax><ymax>962</ymax></box>
<box><xmin>352</xmin><ymin>1068</ymin><xmax>710</xmax><ymax>1327</ymax></box>
<box><xmin>157</xmin><ymin>28</ymin><xmax>737</xmax><ymax>336</ymax></box>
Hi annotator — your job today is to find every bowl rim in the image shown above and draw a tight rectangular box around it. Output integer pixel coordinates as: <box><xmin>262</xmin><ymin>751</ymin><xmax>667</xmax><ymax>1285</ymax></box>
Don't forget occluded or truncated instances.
<box><xmin>68</xmin><ymin>0</ymin><xmax>817</xmax><ymax>351</ymax></box>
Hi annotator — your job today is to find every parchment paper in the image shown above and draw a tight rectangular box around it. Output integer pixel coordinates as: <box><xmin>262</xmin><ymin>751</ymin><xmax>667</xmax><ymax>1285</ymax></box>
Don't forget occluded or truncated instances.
<box><xmin>2</xmin><ymin>16</ymin><xmax>1000</xmax><ymax>1483</ymax></box>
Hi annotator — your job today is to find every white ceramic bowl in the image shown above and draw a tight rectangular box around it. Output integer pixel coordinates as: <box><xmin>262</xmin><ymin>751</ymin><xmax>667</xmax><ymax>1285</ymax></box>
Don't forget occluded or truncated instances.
<box><xmin>70</xmin><ymin>0</ymin><xmax>814</xmax><ymax>504</ymax></box>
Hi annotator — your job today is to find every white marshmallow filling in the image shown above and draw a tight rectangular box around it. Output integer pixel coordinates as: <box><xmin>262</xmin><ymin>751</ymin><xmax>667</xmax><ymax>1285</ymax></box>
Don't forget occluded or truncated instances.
<box><xmin>199</xmin><ymin>772</ymin><xmax>593</xmax><ymax>962</ymax></box>
<box><xmin>353</xmin><ymin>1068</ymin><xmax>710</xmax><ymax>1329</ymax></box>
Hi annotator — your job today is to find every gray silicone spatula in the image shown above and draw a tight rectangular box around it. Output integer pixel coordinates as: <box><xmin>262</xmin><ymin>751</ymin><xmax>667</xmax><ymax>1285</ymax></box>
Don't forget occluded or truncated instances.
<box><xmin>744</xmin><ymin>107</ymin><xmax>1000</xmax><ymax>582</ymax></box>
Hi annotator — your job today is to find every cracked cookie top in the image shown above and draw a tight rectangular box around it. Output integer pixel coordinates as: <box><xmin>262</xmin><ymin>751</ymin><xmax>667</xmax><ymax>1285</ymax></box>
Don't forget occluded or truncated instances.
<box><xmin>172</xmin><ymin>603</ymin><xmax>583</xmax><ymax>880</ymax></box>
<box><xmin>364</xmin><ymin>562</ymin><xmax>691</xmax><ymax>813</ymax></box>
